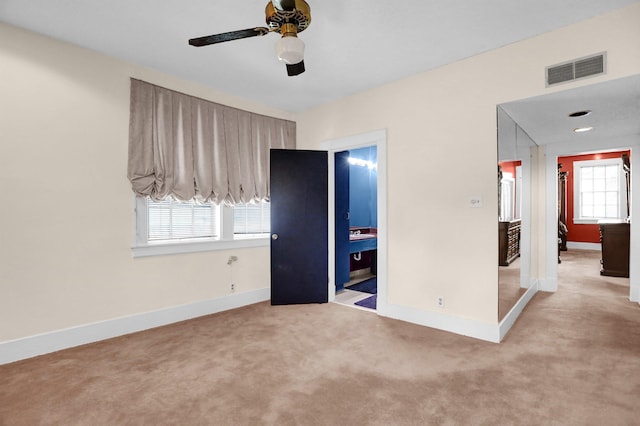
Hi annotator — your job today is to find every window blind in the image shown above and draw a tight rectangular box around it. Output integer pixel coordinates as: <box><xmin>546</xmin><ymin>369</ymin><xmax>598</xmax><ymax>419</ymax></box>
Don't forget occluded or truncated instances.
<box><xmin>233</xmin><ymin>202</ymin><xmax>270</xmax><ymax>238</ymax></box>
<box><xmin>147</xmin><ymin>198</ymin><xmax>219</xmax><ymax>242</ymax></box>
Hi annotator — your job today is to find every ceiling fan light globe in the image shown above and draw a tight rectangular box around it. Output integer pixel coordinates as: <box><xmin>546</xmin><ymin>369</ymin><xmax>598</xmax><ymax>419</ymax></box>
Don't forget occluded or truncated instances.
<box><xmin>275</xmin><ymin>36</ymin><xmax>305</xmax><ymax>64</ymax></box>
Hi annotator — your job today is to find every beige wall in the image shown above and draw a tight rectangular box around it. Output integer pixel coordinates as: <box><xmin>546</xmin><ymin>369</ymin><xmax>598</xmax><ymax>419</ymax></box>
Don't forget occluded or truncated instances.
<box><xmin>1</xmin><ymin>3</ymin><xmax>640</xmax><ymax>343</ymax></box>
<box><xmin>296</xmin><ymin>4</ymin><xmax>640</xmax><ymax>323</ymax></box>
<box><xmin>0</xmin><ymin>23</ymin><xmax>293</xmax><ymax>342</ymax></box>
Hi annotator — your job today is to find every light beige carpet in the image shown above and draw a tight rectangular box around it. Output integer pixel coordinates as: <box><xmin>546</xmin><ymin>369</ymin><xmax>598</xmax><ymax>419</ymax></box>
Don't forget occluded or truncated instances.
<box><xmin>1</xmin><ymin>250</ymin><xmax>639</xmax><ymax>425</ymax></box>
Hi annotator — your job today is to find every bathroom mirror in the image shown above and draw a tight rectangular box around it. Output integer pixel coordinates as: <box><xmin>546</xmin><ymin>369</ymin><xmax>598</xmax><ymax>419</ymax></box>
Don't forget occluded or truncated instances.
<box><xmin>497</xmin><ymin>106</ymin><xmax>538</xmax><ymax>321</ymax></box>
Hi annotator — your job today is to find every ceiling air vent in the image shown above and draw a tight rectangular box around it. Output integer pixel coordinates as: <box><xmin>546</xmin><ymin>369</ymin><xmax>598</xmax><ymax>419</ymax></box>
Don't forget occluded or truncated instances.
<box><xmin>546</xmin><ymin>53</ymin><xmax>606</xmax><ymax>86</ymax></box>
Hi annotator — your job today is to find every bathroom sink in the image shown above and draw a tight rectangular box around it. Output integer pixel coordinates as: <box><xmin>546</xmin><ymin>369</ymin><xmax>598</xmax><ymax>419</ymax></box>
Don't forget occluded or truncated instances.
<box><xmin>349</xmin><ymin>233</ymin><xmax>376</xmax><ymax>241</ymax></box>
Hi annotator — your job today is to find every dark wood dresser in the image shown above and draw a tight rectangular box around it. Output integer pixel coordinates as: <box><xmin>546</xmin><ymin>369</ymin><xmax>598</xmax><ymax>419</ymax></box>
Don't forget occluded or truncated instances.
<box><xmin>599</xmin><ymin>221</ymin><xmax>630</xmax><ymax>277</ymax></box>
<box><xmin>499</xmin><ymin>219</ymin><xmax>521</xmax><ymax>266</ymax></box>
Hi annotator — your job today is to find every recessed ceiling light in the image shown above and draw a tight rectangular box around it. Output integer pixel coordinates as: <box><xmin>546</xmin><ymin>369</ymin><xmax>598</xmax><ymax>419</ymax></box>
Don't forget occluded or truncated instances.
<box><xmin>573</xmin><ymin>126</ymin><xmax>594</xmax><ymax>133</ymax></box>
<box><xmin>569</xmin><ymin>110</ymin><xmax>592</xmax><ymax>117</ymax></box>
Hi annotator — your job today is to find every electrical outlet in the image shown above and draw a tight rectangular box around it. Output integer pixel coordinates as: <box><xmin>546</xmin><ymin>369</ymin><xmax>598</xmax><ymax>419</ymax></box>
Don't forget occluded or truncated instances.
<box><xmin>437</xmin><ymin>296</ymin><xmax>445</xmax><ymax>308</ymax></box>
<box><xmin>231</xmin><ymin>283</ymin><xmax>235</xmax><ymax>292</ymax></box>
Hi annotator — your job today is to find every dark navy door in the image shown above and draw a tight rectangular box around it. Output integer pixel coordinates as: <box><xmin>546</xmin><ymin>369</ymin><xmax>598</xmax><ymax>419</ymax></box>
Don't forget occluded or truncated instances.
<box><xmin>335</xmin><ymin>151</ymin><xmax>350</xmax><ymax>292</ymax></box>
<box><xmin>270</xmin><ymin>149</ymin><xmax>328</xmax><ymax>304</ymax></box>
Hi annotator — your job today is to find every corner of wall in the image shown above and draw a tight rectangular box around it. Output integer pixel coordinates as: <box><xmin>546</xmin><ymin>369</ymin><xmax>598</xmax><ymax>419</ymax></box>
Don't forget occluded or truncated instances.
<box><xmin>0</xmin><ymin>288</ymin><xmax>269</xmax><ymax>366</ymax></box>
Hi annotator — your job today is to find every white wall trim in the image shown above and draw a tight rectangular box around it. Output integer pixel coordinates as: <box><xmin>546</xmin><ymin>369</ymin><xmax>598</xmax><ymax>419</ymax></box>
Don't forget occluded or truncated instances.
<box><xmin>566</xmin><ymin>241</ymin><xmax>601</xmax><ymax>251</ymax></box>
<box><xmin>379</xmin><ymin>280</ymin><xmax>540</xmax><ymax>345</ymax></box>
<box><xmin>540</xmin><ymin>136</ymin><xmax>640</xmax><ymax>303</ymax></box>
<box><xmin>545</xmin><ymin>135</ymin><xmax>639</xmax><ymax>301</ymax></box>
<box><xmin>132</xmin><ymin>238</ymin><xmax>269</xmax><ymax>258</ymax></box>
<box><xmin>571</xmin><ymin>158</ymin><xmax>627</xmax><ymax>225</ymax></box>
<box><xmin>0</xmin><ymin>288</ymin><xmax>269</xmax><ymax>365</ymax></box>
<box><xmin>377</xmin><ymin>304</ymin><xmax>500</xmax><ymax>343</ymax></box>
<box><xmin>544</xmin><ymin>150</ymin><xmax>560</xmax><ymax>292</ymax></box>
<box><xmin>518</xmin><ymin>135</ymin><xmax>533</xmax><ymax>297</ymax></box>
<box><xmin>499</xmin><ymin>280</ymin><xmax>539</xmax><ymax>341</ymax></box>
<box><xmin>539</xmin><ymin>276</ymin><xmax>557</xmax><ymax>293</ymax></box>
<box><xmin>629</xmin><ymin>143</ymin><xmax>640</xmax><ymax>304</ymax></box>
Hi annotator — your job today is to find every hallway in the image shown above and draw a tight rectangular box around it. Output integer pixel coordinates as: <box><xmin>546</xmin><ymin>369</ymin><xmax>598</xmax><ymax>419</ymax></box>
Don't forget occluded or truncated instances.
<box><xmin>558</xmin><ymin>249</ymin><xmax>629</xmax><ymax>297</ymax></box>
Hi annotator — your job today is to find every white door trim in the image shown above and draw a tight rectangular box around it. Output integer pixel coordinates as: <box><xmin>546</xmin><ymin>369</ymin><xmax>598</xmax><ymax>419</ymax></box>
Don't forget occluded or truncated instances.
<box><xmin>544</xmin><ymin>137</ymin><xmax>638</xmax><ymax>302</ymax></box>
<box><xmin>321</xmin><ymin>129</ymin><xmax>388</xmax><ymax>311</ymax></box>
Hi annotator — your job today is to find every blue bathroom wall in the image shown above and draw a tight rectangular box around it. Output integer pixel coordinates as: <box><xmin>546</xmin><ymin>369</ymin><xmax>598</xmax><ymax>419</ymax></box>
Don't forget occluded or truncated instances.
<box><xmin>349</xmin><ymin>146</ymin><xmax>377</xmax><ymax>228</ymax></box>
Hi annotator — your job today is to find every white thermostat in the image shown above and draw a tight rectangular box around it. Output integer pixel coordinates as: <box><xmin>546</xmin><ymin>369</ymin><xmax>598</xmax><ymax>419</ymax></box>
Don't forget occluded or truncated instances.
<box><xmin>469</xmin><ymin>196</ymin><xmax>483</xmax><ymax>208</ymax></box>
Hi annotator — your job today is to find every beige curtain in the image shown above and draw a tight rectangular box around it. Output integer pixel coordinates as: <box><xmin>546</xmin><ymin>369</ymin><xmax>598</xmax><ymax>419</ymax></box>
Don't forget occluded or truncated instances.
<box><xmin>127</xmin><ymin>79</ymin><xmax>296</xmax><ymax>204</ymax></box>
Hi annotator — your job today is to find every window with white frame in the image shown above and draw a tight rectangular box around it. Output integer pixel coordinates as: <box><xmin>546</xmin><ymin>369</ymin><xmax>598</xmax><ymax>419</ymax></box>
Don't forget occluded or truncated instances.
<box><xmin>500</xmin><ymin>173</ymin><xmax>515</xmax><ymax>221</ymax></box>
<box><xmin>233</xmin><ymin>202</ymin><xmax>271</xmax><ymax>239</ymax></box>
<box><xmin>133</xmin><ymin>197</ymin><xmax>270</xmax><ymax>257</ymax></box>
<box><xmin>147</xmin><ymin>198</ymin><xmax>220</xmax><ymax>242</ymax></box>
<box><xmin>573</xmin><ymin>158</ymin><xmax>626</xmax><ymax>224</ymax></box>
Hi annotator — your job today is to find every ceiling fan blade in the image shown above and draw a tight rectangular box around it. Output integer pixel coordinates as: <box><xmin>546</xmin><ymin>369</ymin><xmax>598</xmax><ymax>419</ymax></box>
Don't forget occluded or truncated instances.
<box><xmin>286</xmin><ymin>60</ymin><xmax>305</xmax><ymax>77</ymax></box>
<box><xmin>189</xmin><ymin>27</ymin><xmax>269</xmax><ymax>47</ymax></box>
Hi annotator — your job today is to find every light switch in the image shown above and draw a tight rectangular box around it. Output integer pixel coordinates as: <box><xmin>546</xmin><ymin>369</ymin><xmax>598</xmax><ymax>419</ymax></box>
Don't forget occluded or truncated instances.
<box><xmin>469</xmin><ymin>195</ymin><xmax>483</xmax><ymax>208</ymax></box>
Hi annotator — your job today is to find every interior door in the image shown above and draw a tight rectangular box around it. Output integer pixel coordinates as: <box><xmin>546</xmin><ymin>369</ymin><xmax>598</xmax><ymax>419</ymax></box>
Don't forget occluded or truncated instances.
<box><xmin>270</xmin><ymin>149</ymin><xmax>328</xmax><ymax>304</ymax></box>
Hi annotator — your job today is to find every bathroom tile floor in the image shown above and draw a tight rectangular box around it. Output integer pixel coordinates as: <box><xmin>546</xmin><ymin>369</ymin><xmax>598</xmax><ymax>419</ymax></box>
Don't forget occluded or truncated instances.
<box><xmin>334</xmin><ymin>273</ymin><xmax>377</xmax><ymax>311</ymax></box>
<box><xmin>334</xmin><ymin>289</ymin><xmax>374</xmax><ymax>311</ymax></box>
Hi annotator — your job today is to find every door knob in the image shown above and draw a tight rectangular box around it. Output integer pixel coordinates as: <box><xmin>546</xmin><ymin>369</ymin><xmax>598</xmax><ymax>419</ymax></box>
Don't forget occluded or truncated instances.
<box><xmin>272</xmin><ymin>233</ymin><xmax>279</xmax><ymax>240</ymax></box>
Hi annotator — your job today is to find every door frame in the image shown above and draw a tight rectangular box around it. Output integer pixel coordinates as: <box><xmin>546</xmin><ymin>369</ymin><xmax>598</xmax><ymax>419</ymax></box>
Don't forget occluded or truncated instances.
<box><xmin>543</xmin><ymin>139</ymin><xmax>639</xmax><ymax>303</ymax></box>
<box><xmin>321</xmin><ymin>129</ymin><xmax>388</xmax><ymax>312</ymax></box>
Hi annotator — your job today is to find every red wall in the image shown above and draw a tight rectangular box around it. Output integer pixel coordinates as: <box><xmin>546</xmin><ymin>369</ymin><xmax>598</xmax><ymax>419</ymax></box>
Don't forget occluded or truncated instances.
<box><xmin>558</xmin><ymin>150</ymin><xmax>630</xmax><ymax>243</ymax></box>
<box><xmin>499</xmin><ymin>160</ymin><xmax>520</xmax><ymax>178</ymax></box>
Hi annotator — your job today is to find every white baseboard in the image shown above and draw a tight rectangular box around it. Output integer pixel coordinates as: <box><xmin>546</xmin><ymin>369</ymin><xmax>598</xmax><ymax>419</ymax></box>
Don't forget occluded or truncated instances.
<box><xmin>566</xmin><ymin>242</ymin><xmax>601</xmax><ymax>251</ymax></box>
<box><xmin>0</xmin><ymin>288</ymin><xmax>269</xmax><ymax>366</ymax></box>
<box><xmin>630</xmin><ymin>285</ymin><xmax>640</xmax><ymax>303</ymax></box>
<box><xmin>499</xmin><ymin>280</ymin><xmax>539</xmax><ymax>341</ymax></box>
<box><xmin>378</xmin><ymin>278</ymin><xmax>541</xmax><ymax>343</ymax></box>
<box><xmin>539</xmin><ymin>277</ymin><xmax>558</xmax><ymax>292</ymax></box>
<box><xmin>377</xmin><ymin>304</ymin><xmax>501</xmax><ymax>343</ymax></box>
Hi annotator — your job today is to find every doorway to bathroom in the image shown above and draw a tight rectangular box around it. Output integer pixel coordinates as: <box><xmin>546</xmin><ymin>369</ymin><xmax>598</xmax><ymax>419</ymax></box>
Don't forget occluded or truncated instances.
<box><xmin>334</xmin><ymin>146</ymin><xmax>379</xmax><ymax>310</ymax></box>
<box><xmin>322</xmin><ymin>129</ymin><xmax>387</xmax><ymax>313</ymax></box>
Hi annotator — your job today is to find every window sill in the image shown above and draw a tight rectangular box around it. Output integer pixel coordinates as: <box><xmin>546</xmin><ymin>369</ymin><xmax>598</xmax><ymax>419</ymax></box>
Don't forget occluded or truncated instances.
<box><xmin>132</xmin><ymin>238</ymin><xmax>270</xmax><ymax>258</ymax></box>
<box><xmin>573</xmin><ymin>218</ymin><xmax>624</xmax><ymax>225</ymax></box>
<box><xmin>573</xmin><ymin>218</ymin><xmax>599</xmax><ymax>225</ymax></box>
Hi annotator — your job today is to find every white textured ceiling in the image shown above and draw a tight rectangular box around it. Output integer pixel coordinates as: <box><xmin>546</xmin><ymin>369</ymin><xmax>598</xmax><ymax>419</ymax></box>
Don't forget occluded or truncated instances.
<box><xmin>500</xmin><ymin>74</ymin><xmax>640</xmax><ymax>147</ymax></box>
<box><xmin>1</xmin><ymin>0</ymin><xmax>639</xmax><ymax>113</ymax></box>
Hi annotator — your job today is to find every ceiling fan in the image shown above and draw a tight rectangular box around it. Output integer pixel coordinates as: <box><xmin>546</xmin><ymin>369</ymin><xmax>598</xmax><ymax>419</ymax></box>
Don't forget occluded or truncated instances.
<box><xmin>189</xmin><ymin>0</ymin><xmax>311</xmax><ymax>77</ymax></box>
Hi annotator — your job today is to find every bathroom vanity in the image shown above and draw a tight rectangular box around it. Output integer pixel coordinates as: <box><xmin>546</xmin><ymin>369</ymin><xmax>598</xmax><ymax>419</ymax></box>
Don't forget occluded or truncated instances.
<box><xmin>349</xmin><ymin>226</ymin><xmax>377</xmax><ymax>275</ymax></box>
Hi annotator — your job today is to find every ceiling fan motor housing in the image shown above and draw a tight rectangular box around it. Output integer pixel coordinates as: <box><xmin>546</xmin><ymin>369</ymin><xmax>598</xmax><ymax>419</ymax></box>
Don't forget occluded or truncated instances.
<box><xmin>187</xmin><ymin>1</ymin><xmax>311</xmax><ymax>76</ymax></box>
<box><xmin>266</xmin><ymin>0</ymin><xmax>311</xmax><ymax>35</ymax></box>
